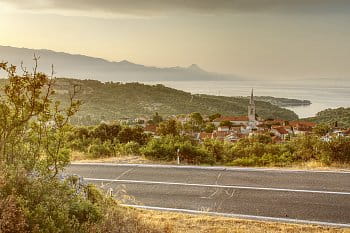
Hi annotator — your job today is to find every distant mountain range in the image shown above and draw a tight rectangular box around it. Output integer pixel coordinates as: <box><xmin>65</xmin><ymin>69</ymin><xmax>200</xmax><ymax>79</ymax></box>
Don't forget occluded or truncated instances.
<box><xmin>0</xmin><ymin>45</ymin><xmax>237</xmax><ymax>82</ymax></box>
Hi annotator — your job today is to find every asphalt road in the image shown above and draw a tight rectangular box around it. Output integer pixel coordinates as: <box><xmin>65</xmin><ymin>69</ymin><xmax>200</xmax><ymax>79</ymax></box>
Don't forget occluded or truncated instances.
<box><xmin>65</xmin><ymin>163</ymin><xmax>350</xmax><ymax>227</ymax></box>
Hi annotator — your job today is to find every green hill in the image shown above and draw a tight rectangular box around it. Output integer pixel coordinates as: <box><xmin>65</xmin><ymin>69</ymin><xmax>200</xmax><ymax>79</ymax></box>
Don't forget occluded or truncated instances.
<box><xmin>0</xmin><ymin>78</ymin><xmax>298</xmax><ymax>124</ymax></box>
<box><xmin>304</xmin><ymin>107</ymin><xmax>350</xmax><ymax>128</ymax></box>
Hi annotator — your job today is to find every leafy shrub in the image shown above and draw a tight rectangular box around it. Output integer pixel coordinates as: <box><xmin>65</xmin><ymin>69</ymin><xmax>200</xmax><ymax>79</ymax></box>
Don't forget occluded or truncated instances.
<box><xmin>0</xmin><ymin>194</ymin><xmax>28</xmax><ymax>233</ymax></box>
<box><xmin>141</xmin><ymin>136</ymin><xmax>178</xmax><ymax>161</ymax></box>
<box><xmin>115</xmin><ymin>141</ymin><xmax>141</xmax><ymax>156</ymax></box>
<box><xmin>88</xmin><ymin>140</ymin><xmax>115</xmax><ymax>158</ymax></box>
<box><xmin>179</xmin><ymin>141</ymin><xmax>213</xmax><ymax>165</ymax></box>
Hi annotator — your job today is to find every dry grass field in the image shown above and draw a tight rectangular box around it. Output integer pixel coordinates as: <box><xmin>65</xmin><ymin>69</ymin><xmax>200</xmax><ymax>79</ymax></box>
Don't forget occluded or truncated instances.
<box><xmin>136</xmin><ymin>208</ymin><xmax>349</xmax><ymax>233</ymax></box>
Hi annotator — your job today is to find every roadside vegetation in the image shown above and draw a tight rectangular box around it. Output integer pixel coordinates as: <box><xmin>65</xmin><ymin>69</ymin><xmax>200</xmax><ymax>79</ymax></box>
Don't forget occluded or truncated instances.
<box><xmin>67</xmin><ymin>121</ymin><xmax>350</xmax><ymax>167</ymax></box>
<box><xmin>0</xmin><ymin>61</ymin><xmax>167</xmax><ymax>233</ymax></box>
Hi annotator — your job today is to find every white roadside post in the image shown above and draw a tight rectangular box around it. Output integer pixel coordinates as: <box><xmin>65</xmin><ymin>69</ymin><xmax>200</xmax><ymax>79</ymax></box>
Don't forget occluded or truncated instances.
<box><xmin>177</xmin><ymin>148</ymin><xmax>180</xmax><ymax>165</ymax></box>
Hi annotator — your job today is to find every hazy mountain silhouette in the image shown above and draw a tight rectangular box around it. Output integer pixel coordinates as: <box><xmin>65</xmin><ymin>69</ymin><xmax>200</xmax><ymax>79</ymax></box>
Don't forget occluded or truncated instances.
<box><xmin>0</xmin><ymin>45</ymin><xmax>237</xmax><ymax>82</ymax></box>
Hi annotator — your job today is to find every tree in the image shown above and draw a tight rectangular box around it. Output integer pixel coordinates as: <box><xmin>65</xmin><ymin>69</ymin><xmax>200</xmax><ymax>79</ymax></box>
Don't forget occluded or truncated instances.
<box><xmin>118</xmin><ymin>126</ymin><xmax>148</xmax><ymax>145</ymax></box>
<box><xmin>204</xmin><ymin>123</ymin><xmax>216</xmax><ymax>133</ymax></box>
<box><xmin>0</xmin><ymin>60</ymin><xmax>80</xmax><ymax>176</ymax></box>
<box><xmin>209</xmin><ymin>113</ymin><xmax>221</xmax><ymax>122</ymax></box>
<box><xmin>91</xmin><ymin>123</ymin><xmax>121</xmax><ymax>141</ymax></box>
<box><xmin>184</xmin><ymin>112</ymin><xmax>204</xmax><ymax>133</ymax></box>
<box><xmin>313</xmin><ymin>123</ymin><xmax>331</xmax><ymax>136</ymax></box>
<box><xmin>0</xmin><ymin>60</ymin><xmax>104</xmax><ymax>232</ymax></box>
<box><xmin>157</xmin><ymin>119</ymin><xmax>179</xmax><ymax>136</ymax></box>
<box><xmin>190</xmin><ymin>112</ymin><xmax>203</xmax><ymax>126</ymax></box>
<box><xmin>0</xmin><ymin>60</ymin><xmax>166</xmax><ymax>233</ymax></box>
<box><xmin>219</xmin><ymin>120</ymin><xmax>233</xmax><ymax>129</ymax></box>
<box><xmin>152</xmin><ymin>112</ymin><xmax>163</xmax><ymax>124</ymax></box>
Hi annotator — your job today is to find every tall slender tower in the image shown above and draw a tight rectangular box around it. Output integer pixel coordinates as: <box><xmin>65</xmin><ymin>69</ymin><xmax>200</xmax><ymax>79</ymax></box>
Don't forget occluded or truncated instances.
<box><xmin>248</xmin><ymin>89</ymin><xmax>256</xmax><ymax>127</ymax></box>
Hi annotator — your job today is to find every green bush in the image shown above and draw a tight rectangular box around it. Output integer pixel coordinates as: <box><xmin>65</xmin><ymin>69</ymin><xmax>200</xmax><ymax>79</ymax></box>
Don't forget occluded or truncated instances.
<box><xmin>88</xmin><ymin>140</ymin><xmax>115</xmax><ymax>158</ymax></box>
<box><xmin>115</xmin><ymin>141</ymin><xmax>141</xmax><ymax>156</ymax></box>
<box><xmin>318</xmin><ymin>137</ymin><xmax>350</xmax><ymax>163</ymax></box>
<box><xmin>0</xmin><ymin>171</ymin><xmax>101</xmax><ymax>233</ymax></box>
<box><xmin>179</xmin><ymin>141</ymin><xmax>213</xmax><ymax>165</ymax></box>
<box><xmin>141</xmin><ymin>136</ymin><xmax>178</xmax><ymax>161</ymax></box>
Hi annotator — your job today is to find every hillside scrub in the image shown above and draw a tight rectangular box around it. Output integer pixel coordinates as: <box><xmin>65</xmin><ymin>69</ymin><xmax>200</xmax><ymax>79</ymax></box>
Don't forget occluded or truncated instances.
<box><xmin>0</xmin><ymin>61</ymin><xmax>167</xmax><ymax>233</ymax></box>
<box><xmin>305</xmin><ymin>107</ymin><xmax>350</xmax><ymax>128</ymax></box>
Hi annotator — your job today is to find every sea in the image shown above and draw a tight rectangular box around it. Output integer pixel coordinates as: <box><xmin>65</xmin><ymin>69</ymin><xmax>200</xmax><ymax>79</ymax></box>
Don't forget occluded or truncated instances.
<box><xmin>145</xmin><ymin>80</ymin><xmax>350</xmax><ymax>118</ymax></box>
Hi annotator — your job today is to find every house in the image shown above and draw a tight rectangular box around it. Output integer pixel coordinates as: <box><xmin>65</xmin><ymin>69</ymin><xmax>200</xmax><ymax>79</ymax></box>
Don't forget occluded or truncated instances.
<box><xmin>343</xmin><ymin>129</ymin><xmax>350</xmax><ymax>137</ymax></box>
<box><xmin>230</xmin><ymin>126</ymin><xmax>243</xmax><ymax>133</ymax></box>
<box><xmin>263</xmin><ymin>119</ymin><xmax>287</xmax><ymax>126</ymax></box>
<box><xmin>289</xmin><ymin>121</ymin><xmax>316</xmax><ymax>135</ymax></box>
<box><xmin>217</xmin><ymin>126</ymin><xmax>230</xmax><ymax>132</ymax></box>
<box><xmin>212</xmin><ymin>131</ymin><xmax>231</xmax><ymax>141</ymax></box>
<box><xmin>119</xmin><ymin>117</ymin><xmax>133</xmax><ymax>125</ymax></box>
<box><xmin>333</xmin><ymin>130</ymin><xmax>345</xmax><ymax>137</ymax></box>
<box><xmin>197</xmin><ymin>132</ymin><xmax>213</xmax><ymax>141</ymax></box>
<box><xmin>225</xmin><ymin>133</ymin><xmax>242</xmax><ymax>142</ymax></box>
<box><xmin>271</xmin><ymin>126</ymin><xmax>289</xmax><ymax>140</ymax></box>
<box><xmin>135</xmin><ymin>117</ymin><xmax>149</xmax><ymax>126</ymax></box>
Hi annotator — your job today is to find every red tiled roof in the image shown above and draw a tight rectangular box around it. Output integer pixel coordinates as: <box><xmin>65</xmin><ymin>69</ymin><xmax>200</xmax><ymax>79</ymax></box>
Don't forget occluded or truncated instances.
<box><xmin>343</xmin><ymin>129</ymin><xmax>350</xmax><ymax>135</ymax></box>
<box><xmin>289</xmin><ymin>121</ymin><xmax>316</xmax><ymax>127</ymax></box>
<box><xmin>273</xmin><ymin>127</ymin><xmax>289</xmax><ymax>135</ymax></box>
<box><xmin>264</xmin><ymin>119</ymin><xmax>285</xmax><ymax>125</ymax></box>
<box><xmin>213</xmin><ymin>116</ymin><xmax>249</xmax><ymax>122</ymax></box>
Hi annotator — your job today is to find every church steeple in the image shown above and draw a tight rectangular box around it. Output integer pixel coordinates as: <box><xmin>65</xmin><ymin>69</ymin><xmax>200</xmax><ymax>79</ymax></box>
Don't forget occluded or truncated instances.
<box><xmin>248</xmin><ymin>88</ymin><xmax>256</xmax><ymax>125</ymax></box>
<box><xmin>250</xmin><ymin>88</ymin><xmax>255</xmax><ymax>105</ymax></box>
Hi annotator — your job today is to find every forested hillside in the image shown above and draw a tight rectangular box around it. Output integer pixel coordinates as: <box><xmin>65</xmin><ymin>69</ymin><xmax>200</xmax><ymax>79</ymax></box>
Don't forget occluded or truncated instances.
<box><xmin>0</xmin><ymin>78</ymin><xmax>299</xmax><ymax>123</ymax></box>
<box><xmin>304</xmin><ymin>107</ymin><xmax>350</xmax><ymax>128</ymax></box>
<box><xmin>54</xmin><ymin>78</ymin><xmax>298</xmax><ymax>122</ymax></box>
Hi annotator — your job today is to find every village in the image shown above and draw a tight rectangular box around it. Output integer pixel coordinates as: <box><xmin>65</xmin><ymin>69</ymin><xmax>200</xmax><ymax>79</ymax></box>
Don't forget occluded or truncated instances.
<box><xmin>117</xmin><ymin>90</ymin><xmax>350</xmax><ymax>143</ymax></box>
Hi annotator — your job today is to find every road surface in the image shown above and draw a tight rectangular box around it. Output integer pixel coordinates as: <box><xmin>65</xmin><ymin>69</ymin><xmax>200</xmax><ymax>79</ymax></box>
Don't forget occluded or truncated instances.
<box><xmin>65</xmin><ymin>163</ymin><xmax>350</xmax><ymax>227</ymax></box>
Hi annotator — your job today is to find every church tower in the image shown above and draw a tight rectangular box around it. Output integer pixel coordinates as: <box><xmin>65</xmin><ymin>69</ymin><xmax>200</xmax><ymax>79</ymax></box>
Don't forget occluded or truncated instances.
<box><xmin>248</xmin><ymin>89</ymin><xmax>256</xmax><ymax>125</ymax></box>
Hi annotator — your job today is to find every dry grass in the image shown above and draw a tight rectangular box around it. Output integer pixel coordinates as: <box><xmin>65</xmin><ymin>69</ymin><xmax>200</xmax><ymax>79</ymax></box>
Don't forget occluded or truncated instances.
<box><xmin>71</xmin><ymin>153</ymin><xmax>350</xmax><ymax>171</ymax></box>
<box><xmin>136</xmin><ymin>209</ymin><xmax>350</xmax><ymax>233</ymax></box>
<box><xmin>291</xmin><ymin>161</ymin><xmax>350</xmax><ymax>171</ymax></box>
<box><xmin>71</xmin><ymin>152</ymin><xmax>175</xmax><ymax>165</ymax></box>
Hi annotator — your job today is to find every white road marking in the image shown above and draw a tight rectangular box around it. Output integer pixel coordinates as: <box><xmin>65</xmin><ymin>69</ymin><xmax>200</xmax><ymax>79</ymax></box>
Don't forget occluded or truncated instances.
<box><xmin>121</xmin><ymin>204</ymin><xmax>350</xmax><ymax>228</ymax></box>
<box><xmin>84</xmin><ymin>178</ymin><xmax>350</xmax><ymax>195</ymax></box>
<box><xmin>71</xmin><ymin>162</ymin><xmax>350</xmax><ymax>174</ymax></box>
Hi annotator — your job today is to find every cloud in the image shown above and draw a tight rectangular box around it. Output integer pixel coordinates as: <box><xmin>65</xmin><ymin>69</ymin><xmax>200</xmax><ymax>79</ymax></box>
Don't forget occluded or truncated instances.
<box><xmin>2</xmin><ymin>0</ymin><xmax>350</xmax><ymax>16</ymax></box>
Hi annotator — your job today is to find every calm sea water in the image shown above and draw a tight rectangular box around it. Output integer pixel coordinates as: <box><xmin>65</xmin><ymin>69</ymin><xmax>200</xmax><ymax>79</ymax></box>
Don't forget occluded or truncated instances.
<box><xmin>145</xmin><ymin>80</ymin><xmax>350</xmax><ymax>118</ymax></box>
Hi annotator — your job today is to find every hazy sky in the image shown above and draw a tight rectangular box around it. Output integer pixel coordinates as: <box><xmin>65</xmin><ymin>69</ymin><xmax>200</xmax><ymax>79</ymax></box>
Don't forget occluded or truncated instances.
<box><xmin>0</xmin><ymin>0</ymin><xmax>350</xmax><ymax>79</ymax></box>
